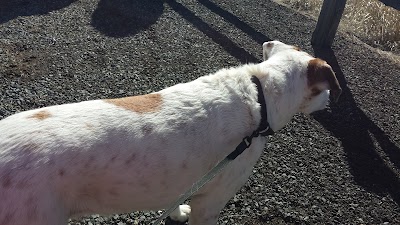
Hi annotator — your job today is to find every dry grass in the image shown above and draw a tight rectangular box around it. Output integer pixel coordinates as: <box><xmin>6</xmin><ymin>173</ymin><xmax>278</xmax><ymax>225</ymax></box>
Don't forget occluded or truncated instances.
<box><xmin>274</xmin><ymin>0</ymin><xmax>400</xmax><ymax>55</ymax></box>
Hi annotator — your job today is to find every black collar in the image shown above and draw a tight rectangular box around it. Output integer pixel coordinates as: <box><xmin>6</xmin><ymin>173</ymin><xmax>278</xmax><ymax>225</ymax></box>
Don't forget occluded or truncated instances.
<box><xmin>251</xmin><ymin>76</ymin><xmax>274</xmax><ymax>137</ymax></box>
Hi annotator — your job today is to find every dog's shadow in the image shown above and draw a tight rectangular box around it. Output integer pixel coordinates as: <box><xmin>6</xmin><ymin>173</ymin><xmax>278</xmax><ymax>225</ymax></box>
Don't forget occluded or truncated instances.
<box><xmin>312</xmin><ymin>46</ymin><xmax>400</xmax><ymax>205</ymax></box>
<box><xmin>0</xmin><ymin>0</ymin><xmax>76</xmax><ymax>24</ymax></box>
<box><xmin>91</xmin><ymin>0</ymin><xmax>164</xmax><ymax>38</ymax></box>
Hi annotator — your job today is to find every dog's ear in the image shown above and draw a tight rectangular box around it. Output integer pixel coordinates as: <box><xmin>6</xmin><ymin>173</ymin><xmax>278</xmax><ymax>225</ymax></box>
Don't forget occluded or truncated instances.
<box><xmin>262</xmin><ymin>42</ymin><xmax>274</xmax><ymax>61</ymax></box>
<box><xmin>307</xmin><ymin>58</ymin><xmax>342</xmax><ymax>102</ymax></box>
<box><xmin>262</xmin><ymin>41</ymin><xmax>278</xmax><ymax>61</ymax></box>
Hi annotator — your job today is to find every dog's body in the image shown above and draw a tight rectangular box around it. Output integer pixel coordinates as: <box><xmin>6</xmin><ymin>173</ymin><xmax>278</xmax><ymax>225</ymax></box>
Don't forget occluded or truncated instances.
<box><xmin>0</xmin><ymin>41</ymin><xmax>341</xmax><ymax>225</ymax></box>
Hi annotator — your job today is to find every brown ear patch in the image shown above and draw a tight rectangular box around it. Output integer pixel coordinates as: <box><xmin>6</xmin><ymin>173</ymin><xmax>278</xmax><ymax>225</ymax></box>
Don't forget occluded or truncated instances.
<box><xmin>307</xmin><ymin>58</ymin><xmax>342</xmax><ymax>102</ymax></box>
<box><xmin>28</xmin><ymin>110</ymin><xmax>51</xmax><ymax>120</ymax></box>
<box><xmin>105</xmin><ymin>93</ymin><xmax>163</xmax><ymax>113</ymax></box>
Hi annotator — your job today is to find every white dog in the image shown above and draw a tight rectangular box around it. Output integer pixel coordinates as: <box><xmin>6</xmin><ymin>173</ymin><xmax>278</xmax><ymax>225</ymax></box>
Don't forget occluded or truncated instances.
<box><xmin>0</xmin><ymin>41</ymin><xmax>341</xmax><ymax>225</ymax></box>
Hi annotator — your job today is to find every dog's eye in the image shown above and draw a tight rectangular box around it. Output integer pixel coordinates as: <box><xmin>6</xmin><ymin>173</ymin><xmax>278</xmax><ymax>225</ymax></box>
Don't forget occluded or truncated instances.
<box><xmin>311</xmin><ymin>88</ymin><xmax>322</xmax><ymax>96</ymax></box>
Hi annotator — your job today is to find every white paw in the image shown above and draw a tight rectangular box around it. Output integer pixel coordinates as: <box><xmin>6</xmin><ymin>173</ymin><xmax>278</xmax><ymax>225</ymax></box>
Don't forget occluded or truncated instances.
<box><xmin>169</xmin><ymin>204</ymin><xmax>191</xmax><ymax>222</ymax></box>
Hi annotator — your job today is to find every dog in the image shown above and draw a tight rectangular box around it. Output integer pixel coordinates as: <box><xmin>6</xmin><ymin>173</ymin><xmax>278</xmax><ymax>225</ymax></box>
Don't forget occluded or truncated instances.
<box><xmin>0</xmin><ymin>41</ymin><xmax>341</xmax><ymax>225</ymax></box>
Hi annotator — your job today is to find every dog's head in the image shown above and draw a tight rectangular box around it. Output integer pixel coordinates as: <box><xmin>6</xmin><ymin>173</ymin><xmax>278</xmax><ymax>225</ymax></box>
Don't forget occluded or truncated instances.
<box><xmin>262</xmin><ymin>41</ymin><xmax>341</xmax><ymax>116</ymax></box>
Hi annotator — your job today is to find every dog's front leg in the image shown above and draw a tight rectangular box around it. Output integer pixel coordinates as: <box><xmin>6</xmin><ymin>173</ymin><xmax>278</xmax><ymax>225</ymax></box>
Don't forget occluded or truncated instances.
<box><xmin>188</xmin><ymin>171</ymin><xmax>252</xmax><ymax>225</ymax></box>
<box><xmin>187</xmin><ymin>138</ymin><xmax>266</xmax><ymax>225</ymax></box>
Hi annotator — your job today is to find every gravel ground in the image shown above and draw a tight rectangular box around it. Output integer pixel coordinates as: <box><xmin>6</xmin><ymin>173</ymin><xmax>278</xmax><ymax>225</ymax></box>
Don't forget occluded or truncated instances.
<box><xmin>1</xmin><ymin>0</ymin><xmax>399</xmax><ymax>224</ymax></box>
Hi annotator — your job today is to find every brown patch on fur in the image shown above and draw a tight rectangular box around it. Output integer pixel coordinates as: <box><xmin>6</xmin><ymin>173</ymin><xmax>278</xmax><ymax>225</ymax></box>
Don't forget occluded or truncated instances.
<box><xmin>307</xmin><ymin>58</ymin><xmax>342</xmax><ymax>102</ymax></box>
<box><xmin>28</xmin><ymin>110</ymin><xmax>51</xmax><ymax>120</ymax></box>
<box><xmin>181</xmin><ymin>162</ymin><xmax>188</xmax><ymax>169</ymax></box>
<box><xmin>104</xmin><ymin>93</ymin><xmax>163</xmax><ymax>113</ymax></box>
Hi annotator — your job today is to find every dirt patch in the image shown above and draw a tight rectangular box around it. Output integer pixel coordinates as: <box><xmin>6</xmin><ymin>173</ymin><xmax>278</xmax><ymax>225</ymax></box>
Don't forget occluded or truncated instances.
<box><xmin>0</xmin><ymin>41</ymin><xmax>48</xmax><ymax>79</ymax></box>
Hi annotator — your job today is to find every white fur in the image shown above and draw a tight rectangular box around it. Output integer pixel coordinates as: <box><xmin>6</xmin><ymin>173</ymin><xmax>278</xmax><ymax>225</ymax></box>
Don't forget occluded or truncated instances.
<box><xmin>0</xmin><ymin>41</ymin><xmax>338</xmax><ymax>225</ymax></box>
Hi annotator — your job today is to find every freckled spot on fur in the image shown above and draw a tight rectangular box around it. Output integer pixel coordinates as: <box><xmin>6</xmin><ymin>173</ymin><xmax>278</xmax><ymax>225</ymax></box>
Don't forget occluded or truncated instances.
<box><xmin>48</xmin><ymin>158</ymin><xmax>55</xmax><ymax>166</ymax></box>
<box><xmin>207</xmin><ymin>164</ymin><xmax>214</xmax><ymax>171</ymax></box>
<box><xmin>160</xmin><ymin>138</ymin><xmax>168</xmax><ymax>145</ymax></box>
<box><xmin>0</xmin><ymin>211</ymin><xmax>15</xmax><ymax>225</ymax></box>
<box><xmin>84</xmin><ymin>155</ymin><xmax>96</xmax><ymax>169</ymax></box>
<box><xmin>181</xmin><ymin>162</ymin><xmax>188</xmax><ymax>169</ymax></box>
<box><xmin>163</xmin><ymin>168</ymin><xmax>169</xmax><ymax>176</ymax></box>
<box><xmin>84</xmin><ymin>161</ymin><xmax>91</xmax><ymax>169</ymax></box>
<box><xmin>141</xmin><ymin>124</ymin><xmax>154</xmax><ymax>135</ymax></box>
<box><xmin>58</xmin><ymin>169</ymin><xmax>65</xmax><ymax>177</ymax></box>
<box><xmin>125</xmin><ymin>153</ymin><xmax>137</xmax><ymax>165</ymax></box>
<box><xmin>26</xmin><ymin>196</ymin><xmax>38</xmax><ymax>220</ymax></box>
<box><xmin>78</xmin><ymin>184</ymin><xmax>100</xmax><ymax>200</ymax></box>
<box><xmin>2</xmin><ymin>174</ymin><xmax>12</xmax><ymax>188</ymax></box>
<box><xmin>161</xmin><ymin>180</ymin><xmax>167</xmax><ymax>188</ymax></box>
<box><xmin>26</xmin><ymin>195</ymin><xmax>34</xmax><ymax>203</ymax></box>
<box><xmin>142</xmin><ymin>155</ymin><xmax>149</xmax><ymax>166</ymax></box>
<box><xmin>176</xmin><ymin>122</ymin><xmax>187</xmax><ymax>130</ymax></box>
<box><xmin>28</xmin><ymin>110</ymin><xmax>51</xmax><ymax>120</ymax></box>
<box><xmin>16</xmin><ymin>179</ymin><xmax>29</xmax><ymax>189</ymax></box>
<box><xmin>140</xmin><ymin>181</ymin><xmax>150</xmax><ymax>189</ymax></box>
<box><xmin>111</xmin><ymin>155</ymin><xmax>117</xmax><ymax>162</ymax></box>
<box><xmin>104</xmin><ymin>93</ymin><xmax>163</xmax><ymax>113</ymax></box>
<box><xmin>108</xmin><ymin>188</ymin><xmax>118</xmax><ymax>197</ymax></box>
<box><xmin>85</xmin><ymin>123</ymin><xmax>94</xmax><ymax>130</ymax></box>
<box><xmin>103</xmin><ymin>162</ymin><xmax>110</xmax><ymax>170</ymax></box>
<box><xmin>22</xmin><ymin>143</ymin><xmax>40</xmax><ymax>153</ymax></box>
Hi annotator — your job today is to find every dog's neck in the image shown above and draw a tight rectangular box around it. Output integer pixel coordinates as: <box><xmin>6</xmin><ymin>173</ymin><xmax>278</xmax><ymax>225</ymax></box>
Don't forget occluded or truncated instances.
<box><xmin>256</xmin><ymin>66</ymin><xmax>306</xmax><ymax>132</ymax></box>
<box><xmin>209</xmin><ymin>63</ymin><xmax>305</xmax><ymax>133</ymax></box>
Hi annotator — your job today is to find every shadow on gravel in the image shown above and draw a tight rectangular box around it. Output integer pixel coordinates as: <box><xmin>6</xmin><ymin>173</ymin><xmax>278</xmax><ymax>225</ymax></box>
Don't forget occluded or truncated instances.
<box><xmin>380</xmin><ymin>0</ymin><xmax>400</xmax><ymax>10</ymax></box>
<box><xmin>0</xmin><ymin>0</ymin><xmax>76</xmax><ymax>24</ymax></box>
<box><xmin>91</xmin><ymin>0</ymin><xmax>164</xmax><ymax>37</ymax></box>
<box><xmin>165</xmin><ymin>0</ymin><xmax>263</xmax><ymax>64</ymax></box>
<box><xmin>197</xmin><ymin>0</ymin><xmax>270</xmax><ymax>45</ymax></box>
<box><xmin>312</xmin><ymin>46</ymin><xmax>400</xmax><ymax>205</ymax></box>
